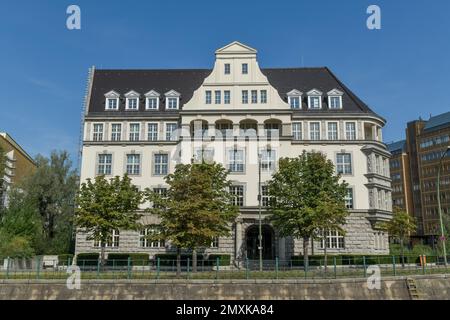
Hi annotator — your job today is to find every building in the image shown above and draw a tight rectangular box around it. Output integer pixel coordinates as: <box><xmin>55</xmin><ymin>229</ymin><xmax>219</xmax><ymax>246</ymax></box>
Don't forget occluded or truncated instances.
<box><xmin>388</xmin><ymin>111</ymin><xmax>450</xmax><ymax>244</ymax></box>
<box><xmin>76</xmin><ymin>41</ymin><xmax>393</xmax><ymax>262</ymax></box>
<box><xmin>0</xmin><ymin>132</ymin><xmax>36</xmax><ymax>207</ymax></box>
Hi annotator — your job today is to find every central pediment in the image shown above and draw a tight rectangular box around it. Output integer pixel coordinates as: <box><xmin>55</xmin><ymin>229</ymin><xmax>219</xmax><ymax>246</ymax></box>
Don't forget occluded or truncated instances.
<box><xmin>215</xmin><ymin>41</ymin><xmax>257</xmax><ymax>55</ymax></box>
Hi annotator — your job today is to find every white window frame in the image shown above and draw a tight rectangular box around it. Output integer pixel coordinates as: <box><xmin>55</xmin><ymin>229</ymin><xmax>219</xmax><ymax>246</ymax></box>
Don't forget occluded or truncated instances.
<box><xmin>292</xmin><ymin>122</ymin><xmax>302</xmax><ymax>140</ymax></box>
<box><xmin>251</xmin><ymin>90</ymin><xmax>258</xmax><ymax>104</ymax></box>
<box><xmin>224</xmin><ymin>63</ymin><xmax>231</xmax><ymax>75</ymax></box>
<box><xmin>129</xmin><ymin>123</ymin><xmax>140</xmax><ymax>141</ymax></box>
<box><xmin>242</xmin><ymin>63</ymin><xmax>248</xmax><ymax>74</ymax></box>
<box><xmin>97</xmin><ymin>153</ymin><xmax>112</xmax><ymax>175</ymax></box>
<box><xmin>309</xmin><ymin>122</ymin><xmax>321</xmax><ymax>140</ymax></box>
<box><xmin>126</xmin><ymin>154</ymin><xmax>141</xmax><ymax>175</ymax></box>
<box><xmin>227</xmin><ymin>149</ymin><xmax>245</xmax><ymax>173</ymax></box>
<box><xmin>307</xmin><ymin>89</ymin><xmax>323</xmax><ymax>109</ymax></box>
<box><xmin>147</xmin><ymin>123</ymin><xmax>158</xmax><ymax>141</ymax></box>
<box><xmin>327</xmin><ymin>89</ymin><xmax>344</xmax><ymax>109</ymax></box>
<box><xmin>111</xmin><ymin>123</ymin><xmax>122</xmax><ymax>141</ymax></box>
<box><xmin>327</xmin><ymin>122</ymin><xmax>338</xmax><ymax>140</ymax></box>
<box><xmin>205</xmin><ymin>90</ymin><xmax>212</xmax><ymax>104</ymax></box>
<box><xmin>93</xmin><ymin>123</ymin><xmax>104</xmax><ymax>141</ymax></box>
<box><xmin>140</xmin><ymin>227</ymin><xmax>165</xmax><ymax>248</ymax></box>
<box><xmin>165</xmin><ymin>90</ymin><xmax>180</xmax><ymax>110</ymax></box>
<box><xmin>145</xmin><ymin>90</ymin><xmax>160</xmax><ymax>110</ymax></box>
<box><xmin>345</xmin><ymin>122</ymin><xmax>357</xmax><ymax>140</ymax></box>
<box><xmin>165</xmin><ymin>122</ymin><xmax>178</xmax><ymax>141</ymax></box>
<box><xmin>105</xmin><ymin>90</ymin><xmax>120</xmax><ymax>110</ymax></box>
<box><xmin>320</xmin><ymin>230</ymin><xmax>345</xmax><ymax>249</ymax></box>
<box><xmin>154</xmin><ymin>153</ymin><xmax>169</xmax><ymax>176</ymax></box>
<box><xmin>345</xmin><ymin>188</ymin><xmax>354</xmax><ymax>209</ymax></box>
<box><xmin>260</xmin><ymin>90</ymin><xmax>267</xmax><ymax>104</ymax></box>
<box><xmin>287</xmin><ymin>89</ymin><xmax>302</xmax><ymax>109</ymax></box>
<box><xmin>125</xmin><ymin>91</ymin><xmax>140</xmax><ymax>110</ymax></box>
<box><xmin>242</xmin><ymin>90</ymin><xmax>248</xmax><ymax>104</ymax></box>
<box><xmin>229</xmin><ymin>185</ymin><xmax>244</xmax><ymax>207</ymax></box>
<box><xmin>215</xmin><ymin>90</ymin><xmax>221</xmax><ymax>104</ymax></box>
<box><xmin>224</xmin><ymin>90</ymin><xmax>231</xmax><ymax>104</ymax></box>
<box><xmin>94</xmin><ymin>230</ymin><xmax>120</xmax><ymax>248</ymax></box>
<box><xmin>260</xmin><ymin>149</ymin><xmax>277</xmax><ymax>172</ymax></box>
<box><xmin>336</xmin><ymin>153</ymin><xmax>352</xmax><ymax>175</ymax></box>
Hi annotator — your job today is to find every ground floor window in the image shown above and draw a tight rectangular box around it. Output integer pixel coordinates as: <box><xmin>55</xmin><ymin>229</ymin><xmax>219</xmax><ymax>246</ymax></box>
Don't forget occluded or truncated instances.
<box><xmin>320</xmin><ymin>230</ymin><xmax>345</xmax><ymax>249</ymax></box>
<box><xmin>93</xmin><ymin>230</ymin><xmax>120</xmax><ymax>248</ymax></box>
<box><xmin>210</xmin><ymin>237</ymin><xmax>219</xmax><ymax>248</ymax></box>
<box><xmin>140</xmin><ymin>226</ymin><xmax>165</xmax><ymax>248</ymax></box>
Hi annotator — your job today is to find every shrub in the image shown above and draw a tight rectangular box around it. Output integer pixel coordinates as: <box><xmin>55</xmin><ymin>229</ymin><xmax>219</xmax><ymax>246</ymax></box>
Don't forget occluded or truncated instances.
<box><xmin>106</xmin><ymin>253</ymin><xmax>150</xmax><ymax>266</ymax></box>
<box><xmin>154</xmin><ymin>253</ymin><xmax>231</xmax><ymax>267</ymax></box>
<box><xmin>58</xmin><ymin>254</ymin><xmax>74</xmax><ymax>266</ymax></box>
<box><xmin>76</xmin><ymin>253</ymin><xmax>99</xmax><ymax>266</ymax></box>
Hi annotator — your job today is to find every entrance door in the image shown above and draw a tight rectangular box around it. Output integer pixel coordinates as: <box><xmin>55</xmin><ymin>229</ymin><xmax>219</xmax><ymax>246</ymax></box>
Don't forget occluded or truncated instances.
<box><xmin>245</xmin><ymin>225</ymin><xmax>274</xmax><ymax>260</ymax></box>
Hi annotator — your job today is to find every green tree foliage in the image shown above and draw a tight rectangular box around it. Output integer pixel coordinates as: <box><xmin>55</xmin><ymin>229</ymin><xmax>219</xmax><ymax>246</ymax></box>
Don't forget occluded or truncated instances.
<box><xmin>268</xmin><ymin>152</ymin><xmax>349</xmax><ymax>269</ymax></box>
<box><xmin>75</xmin><ymin>174</ymin><xmax>143</xmax><ymax>265</ymax></box>
<box><xmin>145</xmin><ymin>162</ymin><xmax>239</xmax><ymax>276</ymax></box>
<box><xmin>0</xmin><ymin>144</ymin><xmax>5</xmax><ymax>179</ymax></box>
<box><xmin>379</xmin><ymin>207</ymin><xmax>416</xmax><ymax>267</ymax></box>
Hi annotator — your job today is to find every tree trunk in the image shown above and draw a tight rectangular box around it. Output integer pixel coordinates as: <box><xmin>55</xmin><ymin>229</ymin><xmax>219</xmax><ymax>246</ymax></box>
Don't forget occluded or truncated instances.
<box><xmin>303</xmin><ymin>236</ymin><xmax>309</xmax><ymax>272</ymax></box>
<box><xmin>176</xmin><ymin>247</ymin><xmax>181</xmax><ymax>278</ymax></box>
<box><xmin>324</xmin><ymin>240</ymin><xmax>328</xmax><ymax>274</ymax></box>
<box><xmin>192</xmin><ymin>249</ymin><xmax>197</xmax><ymax>273</ymax></box>
<box><xmin>311</xmin><ymin>237</ymin><xmax>315</xmax><ymax>255</ymax></box>
<box><xmin>100</xmin><ymin>242</ymin><xmax>106</xmax><ymax>269</ymax></box>
<box><xmin>400</xmin><ymin>238</ymin><xmax>405</xmax><ymax>268</ymax></box>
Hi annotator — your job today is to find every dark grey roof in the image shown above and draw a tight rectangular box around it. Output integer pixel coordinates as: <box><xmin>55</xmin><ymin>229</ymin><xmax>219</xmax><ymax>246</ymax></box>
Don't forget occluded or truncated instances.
<box><xmin>387</xmin><ymin>140</ymin><xmax>406</xmax><ymax>153</ymax></box>
<box><xmin>87</xmin><ymin>67</ymin><xmax>380</xmax><ymax>118</ymax></box>
<box><xmin>423</xmin><ymin>111</ymin><xmax>450</xmax><ymax>133</ymax></box>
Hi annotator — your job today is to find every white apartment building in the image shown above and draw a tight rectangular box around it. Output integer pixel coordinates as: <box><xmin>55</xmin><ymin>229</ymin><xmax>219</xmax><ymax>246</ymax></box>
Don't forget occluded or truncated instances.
<box><xmin>76</xmin><ymin>41</ymin><xmax>392</xmax><ymax>262</ymax></box>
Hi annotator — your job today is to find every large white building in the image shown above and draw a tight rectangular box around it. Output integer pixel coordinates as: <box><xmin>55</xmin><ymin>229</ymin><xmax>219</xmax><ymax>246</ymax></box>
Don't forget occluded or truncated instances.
<box><xmin>76</xmin><ymin>41</ymin><xmax>393</xmax><ymax>262</ymax></box>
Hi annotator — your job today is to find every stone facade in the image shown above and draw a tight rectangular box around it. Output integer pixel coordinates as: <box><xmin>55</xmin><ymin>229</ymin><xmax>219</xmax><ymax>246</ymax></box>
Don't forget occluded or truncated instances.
<box><xmin>76</xmin><ymin>41</ymin><xmax>392</xmax><ymax>260</ymax></box>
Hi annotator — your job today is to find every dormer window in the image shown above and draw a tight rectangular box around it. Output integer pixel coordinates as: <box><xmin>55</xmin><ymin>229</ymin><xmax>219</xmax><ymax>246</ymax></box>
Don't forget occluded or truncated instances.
<box><xmin>287</xmin><ymin>89</ymin><xmax>302</xmax><ymax>109</ymax></box>
<box><xmin>125</xmin><ymin>91</ymin><xmax>140</xmax><ymax>110</ymax></box>
<box><xmin>327</xmin><ymin>89</ymin><xmax>344</xmax><ymax>109</ymax></box>
<box><xmin>104</xmin><ymin>90</ymin><xmax>120</xmax><ymax>110</ymax></box>
<box><xmin>165</xmin><ymin>90</ymin><xmax>180</xmax><ymax>110</ymax></box>
<box><xmin>145</xmin><ymin>90</ymin><xmax>160</xmax><ymax>110</ymax></box>
<box><xmin>307</xmin><ymin>89</ymin><xmax>323</xmax><ymax>109</ymax></box>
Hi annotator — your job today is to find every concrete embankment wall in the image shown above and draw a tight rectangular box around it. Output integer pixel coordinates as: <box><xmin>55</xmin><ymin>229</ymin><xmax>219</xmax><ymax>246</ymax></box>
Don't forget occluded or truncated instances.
<box><xmin>0</xmin><ymin>275</ymin><xmax>448</xmax><ymax>300</ymax></box>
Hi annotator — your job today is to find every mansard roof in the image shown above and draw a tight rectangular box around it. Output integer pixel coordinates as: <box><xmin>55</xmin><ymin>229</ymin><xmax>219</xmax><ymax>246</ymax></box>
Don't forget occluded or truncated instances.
<box><xmin>87</xmin><ymin>67</ymin><xmax>379</xmax><ymax>118</ymax></box>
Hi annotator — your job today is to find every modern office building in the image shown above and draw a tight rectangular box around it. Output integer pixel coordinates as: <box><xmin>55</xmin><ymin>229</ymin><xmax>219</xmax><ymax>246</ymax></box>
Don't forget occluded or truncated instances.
<box><xmin>0</xmin><ymin>132</ymin><xmax>36</xmax><ymax>207</ymax></box>
<box><xmin>75</xmin><ymin>41</ymin><xmax>393</xmax><ymax>261</ymax></box>
<box><xmin>388</xmin><ymin>111</ymin><xmax>450</xmax><ymax>244</ymax></box>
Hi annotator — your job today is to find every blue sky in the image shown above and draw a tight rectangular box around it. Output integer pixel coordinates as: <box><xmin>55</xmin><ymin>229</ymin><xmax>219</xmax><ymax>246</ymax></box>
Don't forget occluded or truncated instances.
<box><xmin>1</xmin><ymin>0</ymin><xmax>449</xmax><ymax>168</ymax></box>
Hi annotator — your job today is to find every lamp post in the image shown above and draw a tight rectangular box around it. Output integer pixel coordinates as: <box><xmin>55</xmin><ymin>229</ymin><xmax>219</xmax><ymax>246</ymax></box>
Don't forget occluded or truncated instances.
<box><xmin>258</xmin><ymin>153</ymin><xmax>263</xmax><ymax>272</ymax></box>
<box><xmin>437</xmin><ymin>146</ymin><xmax>450</xmax><ymax>266</ymax></box>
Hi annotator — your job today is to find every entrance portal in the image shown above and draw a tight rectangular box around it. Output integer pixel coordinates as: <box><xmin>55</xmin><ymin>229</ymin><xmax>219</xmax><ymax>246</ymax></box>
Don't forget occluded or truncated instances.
<box><xmin>245</xmin><ymin>225</ymin><xmax>275</xmax><ymax>260</ymax></box>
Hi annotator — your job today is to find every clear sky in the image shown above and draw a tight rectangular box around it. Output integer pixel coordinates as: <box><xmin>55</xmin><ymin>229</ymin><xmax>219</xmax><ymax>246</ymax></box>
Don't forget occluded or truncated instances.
<box><xmin>1</xmin><ymin>0</ymin><xmax>449</xmax><ymax>168</ymax></box>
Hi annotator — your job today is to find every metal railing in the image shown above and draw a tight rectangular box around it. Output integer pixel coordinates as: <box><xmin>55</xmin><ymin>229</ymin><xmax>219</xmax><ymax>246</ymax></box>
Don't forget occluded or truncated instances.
<box><xmin>1</xmin><ymin>255</ymin><xmax>449</xmax><ymax>280</ymax></box>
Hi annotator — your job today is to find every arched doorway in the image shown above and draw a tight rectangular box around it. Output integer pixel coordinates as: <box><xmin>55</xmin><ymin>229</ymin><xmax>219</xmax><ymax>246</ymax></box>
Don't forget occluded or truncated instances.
<box><xmin>245</xmin><ymin>225</ymin><xmax>275</xmax><ymax>260</ymax></box>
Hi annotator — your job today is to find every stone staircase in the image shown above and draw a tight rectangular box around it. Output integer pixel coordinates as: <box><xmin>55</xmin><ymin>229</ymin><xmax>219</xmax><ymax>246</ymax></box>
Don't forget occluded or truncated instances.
<box><xmin>406</xmin><ymin>278</ymin><xmax>422</xmax><ymax>300</ymax></box>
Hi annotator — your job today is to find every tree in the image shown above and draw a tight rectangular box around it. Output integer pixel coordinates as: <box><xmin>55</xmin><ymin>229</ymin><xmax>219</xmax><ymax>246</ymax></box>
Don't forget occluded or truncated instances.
<box><xmin>146</xmin><ymin>162</ymin><xmax>239</xmax><ymax>276</ymax></box>
<box><xmin>0</xmin><ymin>144</ymin><xmax>5</xmax><ymax>180</ymax></box>
<box><xmin>74</xmin><ymin>174</ymin><xmax>143</xmax><ymax>265</ymax></box>
<box><xmin>379</xmin><ymin>207</ymin><xmax>416</xmax><ymax>267</ymax></box>
<box><xmin>268</xmin><ymin>152</ymin><xmax>349</xmax><ymax>270</ymax></box>
<box><xmin>22</xmin><ymin>151</ymin><xmax>78</xmax><ymax>253</ymax></box>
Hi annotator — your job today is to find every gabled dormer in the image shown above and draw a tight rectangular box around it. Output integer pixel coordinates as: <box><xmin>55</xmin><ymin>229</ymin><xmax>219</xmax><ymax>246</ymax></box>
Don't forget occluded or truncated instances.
<box><xmin>165</xmin><ymin>90</ymin><xmax>181</xmax><ymax>110</ymax></box>
<box><xmin>287</xmin><ymin>89</ymin><xmax>303</xmax><ymax>109</ymax></box>
<box><xmin>307</xmin><ymin>89</ymin><xmax>323</xmax><ymax>109</ymax></box>
<box><xmin>327</xmin><ymin>89</ymin><xmax>344</xmax><ymax>109</ymax></box>
<box><xmin>104</xmin><ymin>90</ymin><xmax>120</xmax><ymax>110</ymax></box>
<box><xmin>145</xmin><ymin>90</ymin><xmax>160</xmax><ymax>110</ymax></box>
<box><xmin>124</xmin><ymin>90</ymin><xmax>140</xmax><ymax>110</ymax></box>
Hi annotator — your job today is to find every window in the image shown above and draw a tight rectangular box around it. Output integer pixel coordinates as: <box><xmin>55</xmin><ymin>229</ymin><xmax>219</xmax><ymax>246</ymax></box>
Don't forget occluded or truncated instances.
<box><xmin>93</xmin><ymin>124</ymin><xmax>103</xmax><ymax>141</ymax></box>
<box><xmin>242</xmin><ymin>90</ymin><xmax>248</xmax><ymax>104</ymax></box>
<box><xmin>329</xmin><ymin>96</ymin><xmax>342</xmax><ymax>109</ymax></box>
<box><xmin>224</xmin><ymin>63</ymin><xmax>230</xmax><ymax>75</ymax></box>
<box><xmin>106</xmin><ymin>98</ymin><xmax>118</xmax><ymax>110</ymax></box>
<box><xmin>97</xmin><ymin>154</ymin><xmax>112</xmax><ymax>175</ymax></box>
<box><xmin>140</xmin><ymin>227</ymin><xmax>165</xmax><ymax>248</ymax></box>
<box><xmin>129</xmin><ymin>123</ymin><xmax>140</xmax><ymax>141</ymax></box>
<box><xmin>345</xmin><ymin>188</ymin><xmax>354</xmax><ymax>209</ymax></box>
<box><xmin>309</xmin><ymin>122</ymin><xmax>321</xmax><ymax>140</ymax></box>
<box><xmin>111</xmin><ymin>124</ymin><xmax>121</xmax><ymax>141</ymax></box>
<box><xmin>224</xmin><ymin>90</ymin><xmax>230</xmax><ymax>104</ymax></box>
<box><xmin>94</xmin><ymin>230</ymin><xmax>119</xmax><ymax>248</ymax></box>
<box><xmin>210</xmin><ymin>237</ymin><xmax>219</xmax><ymax>248</ymax></box>
<box><xmin>320</xmin><ymin>230</ymin><xmax>344</xmax><ymax>249</ymax></box>
<box><xmin>251</xmin><ymin>90</ymin><xmax>257</xmax><ymax>104</ymax></box>
<box><xmin>292</xmin><ymin>122</ymin><xmax>302</xmax><ymax>140</ymax></box>
<box><xmin>194</xmin><ymin>148</ymin><xmax>214</xmax><ymax>163</ymax></box>
<box><xmin>229</xmin><ymin>185</ymin><xmax>244</xmax><ymax>207</ymax></box>
<box><xmin>146</xmin><ymin>97</ymin><xmax>159</xmax><ymax>110</ymax></box>
<box><xmin>152</xmin><ymin>188</ymin><xmax>167</xmax><ymax>209</ymax></box>
<box><xmin>260</xmin><ymin>149</ymin><xmax>276</xmax><ymax>172</ymax></box>
<box><xmin>328</xmin><ymin>122</ymin><xmax>338</xmax><ymax>140</ymax></box>
<box><xmin>165</xmin><ymin>123</ymin><xmax>178</xmax><ymax>141</ymax></box>
<box><xmin>126</xmin><ymin>154</ymin><xmax>140</xmax><ymax>175</ymax></box>
<box><xmin>228</xmin><ymin>149</ymin><xmax>245</xmax><ymax>172</ymax></box>
<box><xmin>205</xmin><ymin>91</ymin><xmax>212</xmax><ymax>104</ymax></box>
<box><xmin>147</xmin><ymin>123</ymin><xmax>158</xmax><ymax>141</ymax></box>
<box><xmin>264</xmin><ymin>123</ymin><xmax>279</xmax><ymax>138</ymax></box>
<box><xmin>126</xmin><ymin>98</ymin><xmax>138</xmax><ymax>110</ymax></box>
<box><xmin>345</xmin><ymin>122</ymin><xmax>356</xmax><ymax>140</ymax></box>
<box><xmin>242</xmin><ymin>63</ymin><xmax>248</xmax><ymax>74</ymax></box>
<box><xmin>260</xmin><ymin>90</ymin><xmax>267</xmax><ymax>104</ymax></box>
<box><xmin>167</xmin><ymin>97</ymin><xmax>178</xmax><ymax>109</ymax></box>
<box><xmin>308</xmin><ymin>96</ymin><xmax>321</xmax><ymax>109</ymax></box>
<box><xmin>336</xmin><ymin>153</ymin><xmax>352</xmax><ymax>175</ymax></box>
<box><xmin>154</xmin><ymin>154</ymin><xmax>169</xmax><ymax>176</ymax></box>
<box><xmin>289</xmin><ymin>96</ymin><xmax>300</xmax><ymax>109</ymax></box>
<box><xmin>215</xmin><ymin>90</ymin><xmax>221</xmax><ymax>104</ymax></box>
<box><xmin>261</xmin><ymin>185</ymin><xmax>270</xmax><ymax>207</ymax></box>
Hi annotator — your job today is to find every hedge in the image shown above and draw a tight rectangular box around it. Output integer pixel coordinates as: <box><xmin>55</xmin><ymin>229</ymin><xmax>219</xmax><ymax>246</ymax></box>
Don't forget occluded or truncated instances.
<box><xmin>58</xmin><ymin>254</ymin><xmax>74</xmax><ymax>266</ymax></box>
<box><xmin>106</xmin><ymin>253</ymin><xmax>150</xmax><ymax>266</ymax></box>
<box><xmin>290</xmin><ymin>254</ymin><xmax>436</xmax><ymax>266</ymax></box>
<box><xmin>76</xmin><ymin>253</ymin><xmax>100</xmax><ymax>266</ymax></box>
<box><xmin>154</xmin><ymin>254</ymin><xmax>231</xmax><ymax>267</ymax></box>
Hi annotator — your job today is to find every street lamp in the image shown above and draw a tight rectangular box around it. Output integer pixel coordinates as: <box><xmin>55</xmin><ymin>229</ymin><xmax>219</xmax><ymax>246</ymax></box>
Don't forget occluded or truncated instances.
<box><xmin>437</xmin><ymin>146</ymin><xmax>450</xmax><ymax>266</ymax></box>
<box><xmin>257</xmin><ymin>152</ymin><xmax>263</xmax><ymax>272</ymax></box>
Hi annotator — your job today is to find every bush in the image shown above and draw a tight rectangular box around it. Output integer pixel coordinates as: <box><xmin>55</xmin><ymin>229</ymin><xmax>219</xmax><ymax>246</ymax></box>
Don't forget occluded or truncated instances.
<box><xmin>0</xmin><ymin>234</ymin><xmax>35</xmax><ymax>259</ymax></box>
<box><xmin>154</xmin><ymin>253</ymin><xmax>231</xmax><ymax>267</ymax></box>
<box><xmin>291</xmin><ymin>255</ymin><xmax>342</xmax><ymax>266</ymax></box>
<box><xmin>58</xmin><ymin>254</ymin><xmax>74</xmax><ymax>266</ymax></box>
<box><xmin>76</xmin><ymin>253</ymin><xmax>99</xmax><ymax>266</ymax></box>
<box><xmin>106</xmin><ymin>253</ymin><xmax>150</xmax><ymax>266</ymax></box>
